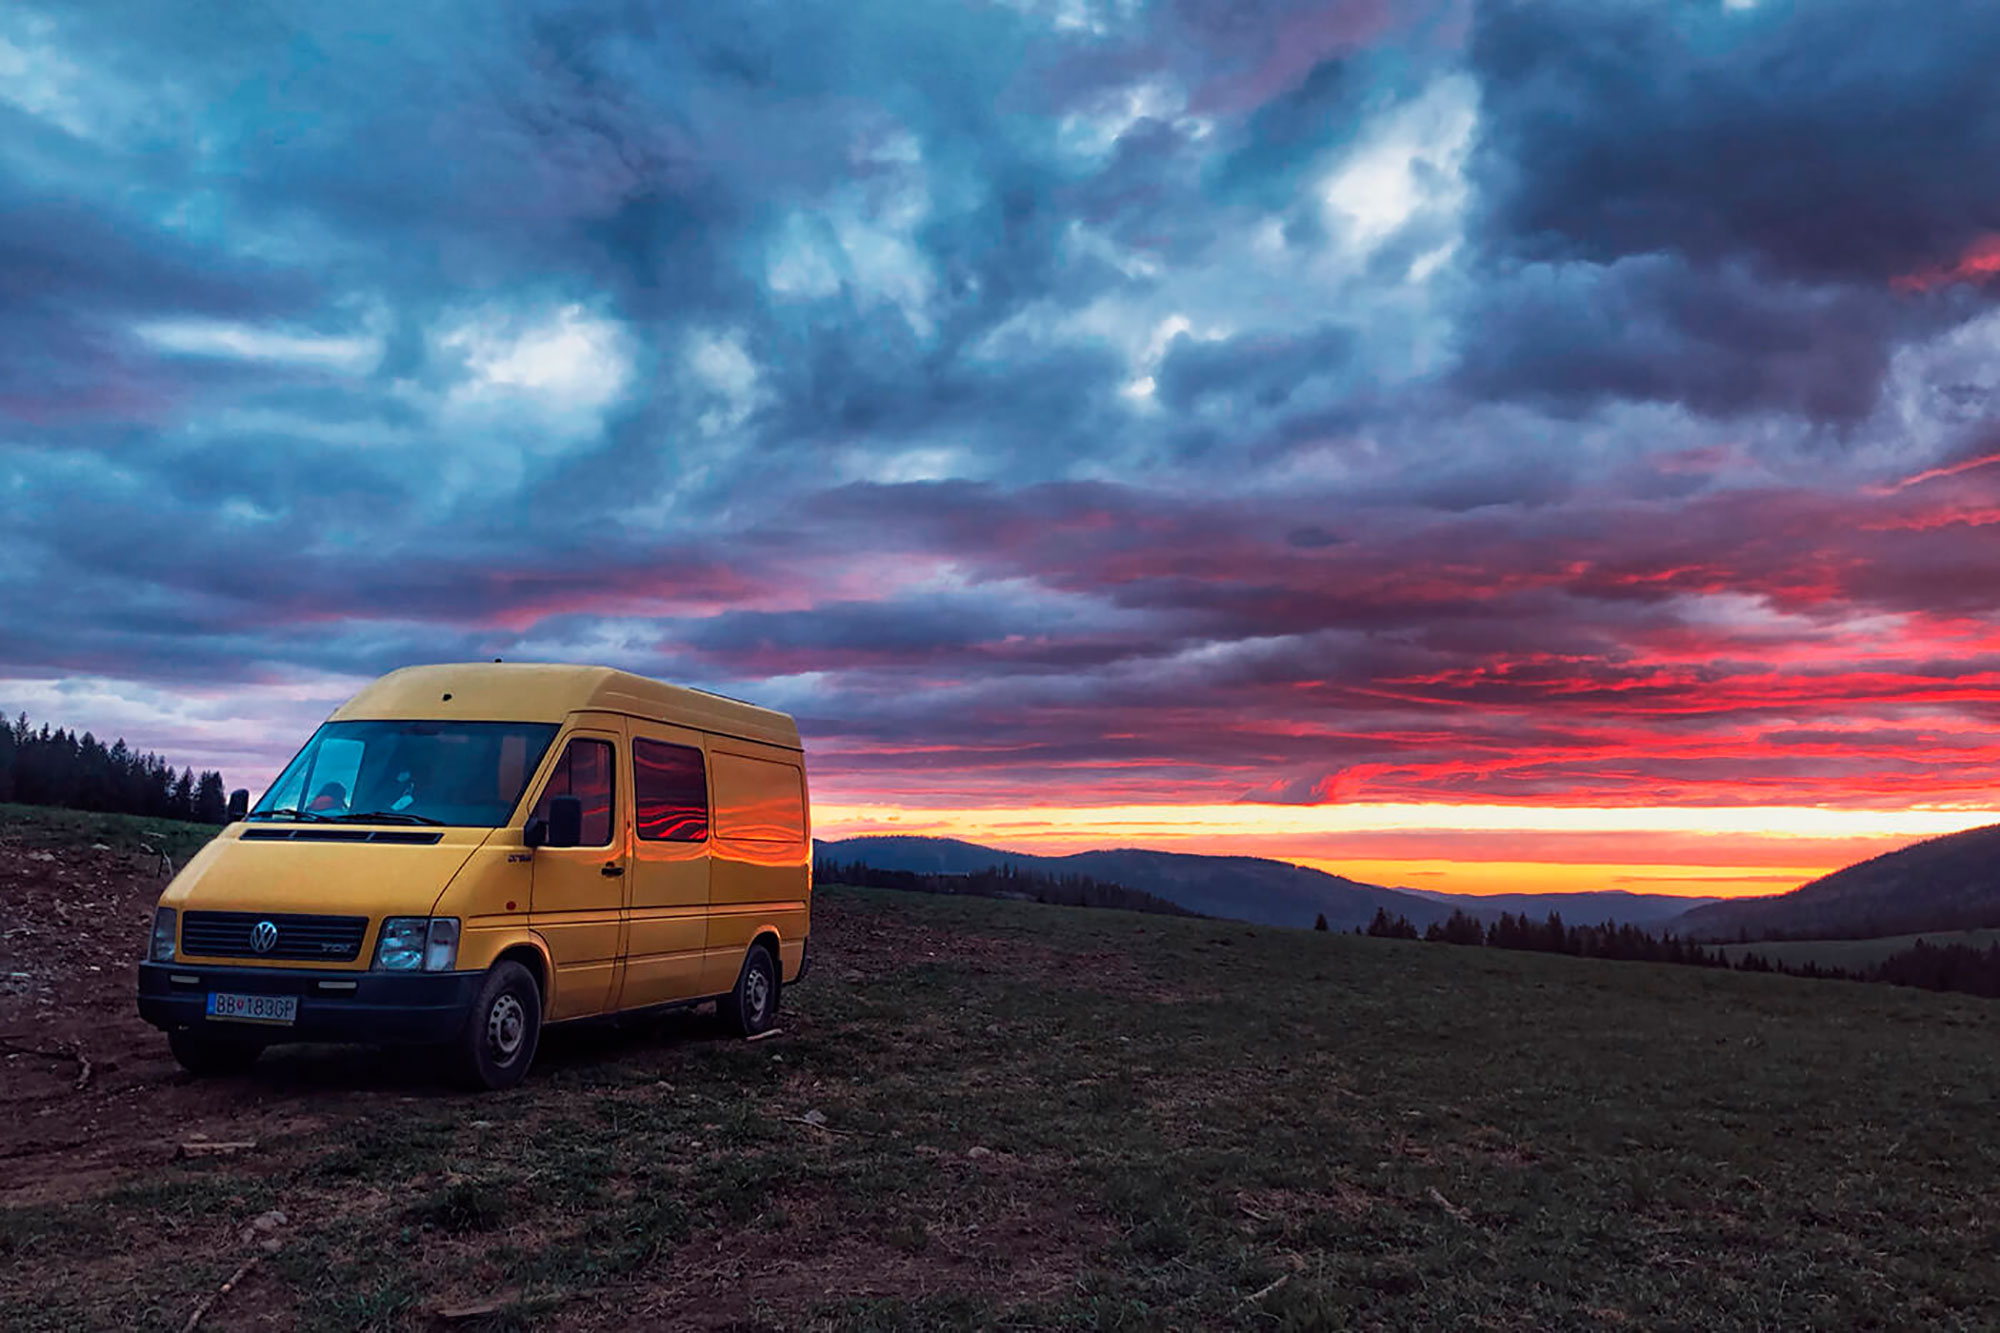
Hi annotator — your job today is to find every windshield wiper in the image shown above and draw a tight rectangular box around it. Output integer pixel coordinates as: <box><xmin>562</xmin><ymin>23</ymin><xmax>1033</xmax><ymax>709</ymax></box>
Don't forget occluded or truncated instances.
<box><xmin>330</xmin><ymin>810</ymin><xmax>446</xmax><ymax>826</ymax></box>
<box><xmin>245</xmin><ymin>807</ymin><xmax>333</xmax><ymax>822</ymax></box>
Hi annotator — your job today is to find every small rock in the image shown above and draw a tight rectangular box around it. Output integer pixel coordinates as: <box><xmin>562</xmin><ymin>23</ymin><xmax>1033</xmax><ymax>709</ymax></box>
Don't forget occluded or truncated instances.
<box><xmin>28</xmin><ymin>851</ymin><xmax>55</xmax><ymax>863</ymax></box>
<box><xmin>469</xmin><ymin>1120</ymin><xmax>493</xmax><ymax>1130</ymax></box>
<box><xmin>967</xmin><ymin>1146</ymin><xmax>993</xmax><ymax>1159</ymax></box>
<box><xmin>802</xmin><ymin>1109</ymin><xmax>828</xmax><ymax>1127</ymax></box>
<box><xmin>240</xmin><ymin>1209</ymin><xmax>288</xmax><ymax>1243</ymax></box>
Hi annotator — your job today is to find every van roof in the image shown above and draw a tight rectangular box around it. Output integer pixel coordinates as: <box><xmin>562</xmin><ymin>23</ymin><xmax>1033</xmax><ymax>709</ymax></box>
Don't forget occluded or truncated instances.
<box><xmin>330</xmin><ymin>663</ymin><xmax>802</xmax><ymax>750</ymax></box>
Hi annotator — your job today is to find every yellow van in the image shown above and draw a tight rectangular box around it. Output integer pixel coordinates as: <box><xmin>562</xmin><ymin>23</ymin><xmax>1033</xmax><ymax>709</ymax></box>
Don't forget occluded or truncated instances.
<box><xmin>137</xmin><ymin>663</ymin><xmax>811</xmax><ymax>1090</ymax></box>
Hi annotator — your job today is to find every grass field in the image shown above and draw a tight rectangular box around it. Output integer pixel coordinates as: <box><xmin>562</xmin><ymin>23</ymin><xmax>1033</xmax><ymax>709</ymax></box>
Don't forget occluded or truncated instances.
<box><xmin>0</xmin><ymin>801</ymin><xmax>221</xmax><ymax>866</ymax></box>
<box><xmin>4</xmin><ymin>870</ymin><xmax>2000</xmax><ymax>1329</ymax></box>
<box><xmin>1719</xmin><ymin>928</ymin><xmax>2000</xmax><ymax>971</ymax></box>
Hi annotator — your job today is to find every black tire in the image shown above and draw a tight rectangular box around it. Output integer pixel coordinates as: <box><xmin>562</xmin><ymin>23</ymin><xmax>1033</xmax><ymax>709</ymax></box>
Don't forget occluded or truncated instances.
<box><xmin>454</xmin><ymin>961</ymin><xmax>543</xmax><ymax>1091</ymax></box>
<box><xmin>720</xmin><ymin>942</ymin><xmax>780</xmax><ymax>1038</ymax></box>
<box><xmin>169</xmin><ymin>1029</ymin><xmax>264</xmax><ymax>1077</ymax></box>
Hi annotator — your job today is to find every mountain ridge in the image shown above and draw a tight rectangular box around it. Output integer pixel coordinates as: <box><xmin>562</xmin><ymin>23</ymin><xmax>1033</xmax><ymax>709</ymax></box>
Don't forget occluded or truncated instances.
<box><xmin>814</xmin><ymin>835</ymin><xmax>1718</xmax><ymax>932</ymax></box>
<box><xmin>1674</xmin><ymin>822</ymin><xmax>2000</xmax><ymax>942</ymax></box>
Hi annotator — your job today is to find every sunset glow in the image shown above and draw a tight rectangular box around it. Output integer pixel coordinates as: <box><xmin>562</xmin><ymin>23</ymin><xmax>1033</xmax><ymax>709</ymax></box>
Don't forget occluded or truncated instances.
<box><xmin>813</xmin><ymin>802</ymin><xmax>1992</xmax><ymax>898</ymax></box>
<box><xmin>8</xmin><ymin>1</ymin><xmax>2000</xmax><ymax>912</ymax></box>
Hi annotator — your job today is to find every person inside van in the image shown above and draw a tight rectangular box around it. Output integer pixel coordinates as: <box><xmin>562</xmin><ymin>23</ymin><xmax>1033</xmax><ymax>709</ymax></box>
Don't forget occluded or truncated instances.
<box><xmin>307</xmin><ymin>781</ymin><xmax>348</xmax><ymax>813</ymax></box>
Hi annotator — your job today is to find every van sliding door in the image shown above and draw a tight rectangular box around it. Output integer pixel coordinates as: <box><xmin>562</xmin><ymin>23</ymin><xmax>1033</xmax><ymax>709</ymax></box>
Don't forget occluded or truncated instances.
<box><xmin>620</xmin><ymin>727</ymin><xmax>713</xmax><ymax>1009</ymax></box>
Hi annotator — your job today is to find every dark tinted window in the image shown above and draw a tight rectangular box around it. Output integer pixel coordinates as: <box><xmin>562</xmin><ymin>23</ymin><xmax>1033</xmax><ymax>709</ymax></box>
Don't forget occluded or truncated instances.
<box><xmin>634</xmin><ymin>739</ymin><xmax>708</xmax><ymax>842</ymax></box>
<box><xmin>530</xmin><ymin>738</ymin><xmax>615</xmax><ymax>846</ymax></box>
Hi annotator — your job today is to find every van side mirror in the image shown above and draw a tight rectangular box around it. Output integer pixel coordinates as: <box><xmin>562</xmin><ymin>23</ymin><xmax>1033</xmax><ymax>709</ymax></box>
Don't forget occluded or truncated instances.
<box><xmin>526</xmin><ymin>795</ymin><xmax>583</xmax><ymax>850</ymax></box>
<box><xmin>227</xmin><ymin>789</ymin><xmax>250</xmax><ymax>822</ymax></box>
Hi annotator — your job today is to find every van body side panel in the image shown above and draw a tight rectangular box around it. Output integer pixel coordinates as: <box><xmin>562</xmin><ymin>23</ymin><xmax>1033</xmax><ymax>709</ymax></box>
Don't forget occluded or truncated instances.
<box><xmin>527</xmin><ymin>717</ymin><xmax>630</xmax><ymax>1020</ymax></box>
<box><xmin>703</xmin><ymin>745</ymin><xmax>810</xmax><ymax>992</ymax></box>
<box><xmin>618</xmin><ymin>719</ymin><xmax>713</xmax><ymax>1009</ymax></box>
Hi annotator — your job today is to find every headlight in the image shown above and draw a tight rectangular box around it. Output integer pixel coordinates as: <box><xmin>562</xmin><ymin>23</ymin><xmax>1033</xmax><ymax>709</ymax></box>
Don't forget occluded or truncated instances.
<box><xmin>150</xmin><ymin>907</ymin><xmax>176</xmax><ymax>962</ymax></box>
<box><xmin>374</xmin><ymin>917</ymin><xmax>460</xmax><ymax>972</ymax></box>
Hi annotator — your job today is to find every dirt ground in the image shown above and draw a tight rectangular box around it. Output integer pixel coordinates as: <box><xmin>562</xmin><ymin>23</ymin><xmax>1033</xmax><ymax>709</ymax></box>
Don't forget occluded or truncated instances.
<box><xmin>0</xmin><ymin>846</ymin><xmax>1067</xmax><ymax>1206</ymax></box>
<box><xmin>0</xmin><ymin>837</ymin><xmax>1137</xmax><ymax>1330</ymax></box>
<box><xmin>0</xmin><ymin>837</ymin><xmax>283</xmax><ymax>1204</ymax></box>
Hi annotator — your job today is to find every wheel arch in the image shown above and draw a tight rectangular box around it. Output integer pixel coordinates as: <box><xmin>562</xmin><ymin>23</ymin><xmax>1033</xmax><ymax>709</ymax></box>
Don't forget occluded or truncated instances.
<box><xmin>493</xmin><ymin>935</ymin><xmax>555</xmax><ymax>1017</ymax></box>
<box><xmin>749</xmin><ymin>927</ymin><xmax>785</xmax><ymax>981</ymax></box>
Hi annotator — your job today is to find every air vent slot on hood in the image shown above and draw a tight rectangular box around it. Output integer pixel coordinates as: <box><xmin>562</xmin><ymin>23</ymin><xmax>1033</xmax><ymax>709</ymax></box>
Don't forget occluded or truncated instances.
<box><xmin>241</xmin><ymin>828</ymin><xmax>444</xmax><ymax>845</ymax></box>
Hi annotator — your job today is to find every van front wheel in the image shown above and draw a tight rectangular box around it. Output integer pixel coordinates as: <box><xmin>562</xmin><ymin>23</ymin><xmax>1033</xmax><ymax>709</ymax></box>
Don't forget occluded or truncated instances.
<box><xmin>720</xmin><ymin>943</ymin><xmax>780</xmax><ymax>1038</ymax></box>
<box><xmin>455</xmin><ymin>961</ymin><xmax>542</xmax><ymax>1091</ymax></box>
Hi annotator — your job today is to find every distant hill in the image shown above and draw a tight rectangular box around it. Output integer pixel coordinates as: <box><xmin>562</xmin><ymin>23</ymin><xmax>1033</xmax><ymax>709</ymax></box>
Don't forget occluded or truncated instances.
<box><xmin>1675</xmin><ymin>823</ymin><xmax>2000</xmax><ymax>942</ymax></box>
<box><xmin>814</xmin><ymin>836</ymin><xmax>1718</xmax><ymax>933</ymax></box>
<box><xmin>1397</xmin><ymin>887</ymin><xmax>1720</xmax><ymax>929</ymax></box>
<box><xmin>815</xmin><ymin>836</ymin><xmax>1432</xmax><ymax>931</ymax></box>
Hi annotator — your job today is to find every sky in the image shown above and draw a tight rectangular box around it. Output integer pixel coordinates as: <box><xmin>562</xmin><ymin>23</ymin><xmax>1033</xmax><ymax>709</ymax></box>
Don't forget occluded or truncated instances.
<box><xmin>5</xmin><ymin>0</ymin><xmax>2000</xmax><ymax>899</ymax></box>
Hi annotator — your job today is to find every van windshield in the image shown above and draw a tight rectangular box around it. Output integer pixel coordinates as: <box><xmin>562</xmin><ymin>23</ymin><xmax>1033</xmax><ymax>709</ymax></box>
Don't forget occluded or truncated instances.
<box><xmin>251</xmin><ymin>721</ymin><xmax>561</xmax><ymax>828</ymax></box>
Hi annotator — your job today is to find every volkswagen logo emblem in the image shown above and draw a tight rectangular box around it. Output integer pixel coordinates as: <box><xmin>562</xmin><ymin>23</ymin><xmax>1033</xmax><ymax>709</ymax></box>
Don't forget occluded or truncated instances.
<box><xmin>251</xmin><ymin>920</ymin><xmax>279</xmax><ymax>954</ymax></box>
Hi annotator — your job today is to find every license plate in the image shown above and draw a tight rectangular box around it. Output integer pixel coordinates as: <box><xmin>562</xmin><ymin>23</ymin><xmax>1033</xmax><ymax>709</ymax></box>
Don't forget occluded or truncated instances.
<box><xmin>206</xmin><ymin>992</ymin><xmax>298</xmax><ymax>1025</ymax></box>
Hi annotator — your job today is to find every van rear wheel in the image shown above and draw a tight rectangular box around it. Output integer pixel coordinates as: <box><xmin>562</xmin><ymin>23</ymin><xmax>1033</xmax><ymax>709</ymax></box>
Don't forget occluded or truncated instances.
<box><xmin>720</xmin><ymin>943</ymin><xmax>780</xmax><ymax>1038</ymax></box>
<box><xmin>454</xmin><ymin>961</ymin><xmax>542</xmax><ymax>1091</ymax></box>
<box><xmin>169</xmin><ymin>1030</ymin><xmax>264</xmax><ymax>1077</ymax></box>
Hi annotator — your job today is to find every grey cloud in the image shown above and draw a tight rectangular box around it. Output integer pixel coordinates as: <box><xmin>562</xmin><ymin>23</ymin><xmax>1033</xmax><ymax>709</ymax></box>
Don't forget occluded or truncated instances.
<box><xmin>1454</xmin><ymin>256</ymin><xmax>1913</xmax><ymax>423</ymax></box>
<box><xmin>1156</xmin><ymin>323</ymin><xmax>1356</xmax><ymax>411</ymax></box>
<box><xmin>1470</xmin><ymin>0</ymin><xmax>2000</xmax><ymax>284</ymax></box>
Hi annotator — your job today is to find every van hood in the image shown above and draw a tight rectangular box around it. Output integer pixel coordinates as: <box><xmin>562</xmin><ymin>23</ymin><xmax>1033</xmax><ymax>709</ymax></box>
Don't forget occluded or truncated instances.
<box><xmin>161</xmin><ymin>826</ymin><xmax>492</xmax><ymax>919</ymax></box>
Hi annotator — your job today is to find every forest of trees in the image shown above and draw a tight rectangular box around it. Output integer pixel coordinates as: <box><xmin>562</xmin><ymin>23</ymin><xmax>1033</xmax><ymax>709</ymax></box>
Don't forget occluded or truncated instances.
<box><xmin>815</xmin><ymin>858</ymin><xmax>1203</xmax><ymax>918</ymax></box>
<box><xmin>0</xmin><ymin>712</ymin><xmax>231</xmax><ymax>824</ymax></box>
<box><xmin>1361</xmin><ymin>906</ymin><xmax>2000</xmax><ymax>1001</ymax></box>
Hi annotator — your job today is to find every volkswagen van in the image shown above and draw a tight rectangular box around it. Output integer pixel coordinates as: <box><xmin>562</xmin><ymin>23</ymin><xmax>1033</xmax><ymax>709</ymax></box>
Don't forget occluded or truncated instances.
<box><xmin>137</xmin><ymin>663</ymin><xmax>811</xmax><ymax>1089</ymax></box>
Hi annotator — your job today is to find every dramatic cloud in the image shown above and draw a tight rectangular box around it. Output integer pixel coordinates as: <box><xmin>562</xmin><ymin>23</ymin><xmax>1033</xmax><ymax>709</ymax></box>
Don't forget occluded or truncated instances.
<box><xmin>5</xmin><ymin>0</ymin><xmax>1999</xmax><ymax>895</ymax></box>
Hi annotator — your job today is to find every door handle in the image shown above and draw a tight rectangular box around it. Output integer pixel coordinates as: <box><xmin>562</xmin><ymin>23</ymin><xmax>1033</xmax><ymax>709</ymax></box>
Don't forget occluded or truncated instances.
<box><xmin>600</xmin><ymin>863</ymin><xmax>625</xmax><ymax>877</ymax></box>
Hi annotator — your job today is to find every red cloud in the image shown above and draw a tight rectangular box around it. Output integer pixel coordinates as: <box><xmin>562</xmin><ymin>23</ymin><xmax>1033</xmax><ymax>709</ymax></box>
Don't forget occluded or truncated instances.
<box><xmin>1892</xmin><ymin>233</ymin><xmax>2000</xmax><ymax>292</ymax></box>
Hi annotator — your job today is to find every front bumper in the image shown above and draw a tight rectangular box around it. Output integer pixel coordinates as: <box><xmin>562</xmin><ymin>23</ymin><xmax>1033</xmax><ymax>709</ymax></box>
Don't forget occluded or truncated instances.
<box><xmin>138</xmin><ymin>961</ymin><xmax>480</xmax><ymax>1045</ymax></box>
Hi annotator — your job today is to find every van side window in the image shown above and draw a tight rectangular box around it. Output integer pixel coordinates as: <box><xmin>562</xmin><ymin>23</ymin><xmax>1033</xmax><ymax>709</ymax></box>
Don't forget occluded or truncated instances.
<box><xmin>710</xmin><ymin>752</ymin><xmax>807</xmax><ymax>844</ymax></box>
<box><xmin>530</xmin><ymin>738</ymin><xmax>615</xmax><ymax>847</ymax></box>
<box><xmin>634</xmin><ymin>739</ymin><xmax>708</xmax><ymax>842</ymax></box>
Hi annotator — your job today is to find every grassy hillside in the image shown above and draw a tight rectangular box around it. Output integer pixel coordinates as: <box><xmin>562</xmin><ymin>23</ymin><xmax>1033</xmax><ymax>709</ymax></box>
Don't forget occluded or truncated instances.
<box><xmin>1718</xmin><ymin>927</ymin><xmax>2000</xmax><ymax>971</ymax></box>
<box><xmin>0</xmin><ymin>800</ymin><xmax>220</xmax><ymax>865</ymax></box>
<box><xmin>1679</xmin><ymin>822</ymin><xmax>2000</xmax><ymax>942</ymax></box>
<box><xmin>5</xmin><ymin>882</ymin><xmax>1999</xmax><ymax>1329</ymax></box>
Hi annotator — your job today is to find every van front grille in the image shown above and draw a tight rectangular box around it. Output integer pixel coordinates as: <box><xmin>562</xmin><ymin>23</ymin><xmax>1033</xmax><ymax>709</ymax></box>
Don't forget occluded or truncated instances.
<box><xmin>181</xmin><ymin>911</ymin><xmax>369</xmax><ymax>962</ymax></box>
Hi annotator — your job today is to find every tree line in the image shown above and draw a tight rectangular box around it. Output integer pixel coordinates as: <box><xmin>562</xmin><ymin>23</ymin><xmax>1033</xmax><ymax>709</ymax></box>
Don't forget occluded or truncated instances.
<box><xmin>1359</xmin><ymin>906</ymin><xmax>2000</xmax><ymax>1002</ymax></box>
<box><xmin>0</xmin><ymin>712</ymin><xmax>231</xmax><ymax>824</ymax></box>
<box><xmin>814</xmin><ymin>858</ymin><xmax>1203</xmax><ymax>918</ymax></box>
